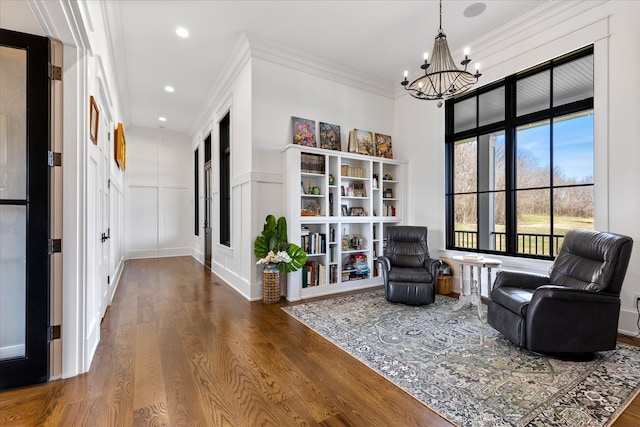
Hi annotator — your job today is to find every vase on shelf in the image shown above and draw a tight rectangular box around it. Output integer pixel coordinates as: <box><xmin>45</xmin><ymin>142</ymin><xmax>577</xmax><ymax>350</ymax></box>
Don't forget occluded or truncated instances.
<box><xmin>262</xmin><ymin>263</ymin><xmax>281</xmax><ymax>304</ymax></box>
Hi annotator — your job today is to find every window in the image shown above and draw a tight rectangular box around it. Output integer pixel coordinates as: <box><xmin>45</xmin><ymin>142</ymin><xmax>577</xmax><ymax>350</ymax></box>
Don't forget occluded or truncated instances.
<box><xmin>446</xmin><ymin>46</ymin><xmax>594</xmax><ymax>259</ymax></box>
<box><xmin>219</xmin><ymin>112</ymin><xmax>231</xmax><ymax>247</ymax></box>
<box><xmin>194</xmin><ymin>148</ymin><xmax>199</xmax><ymax>236</ymax></box>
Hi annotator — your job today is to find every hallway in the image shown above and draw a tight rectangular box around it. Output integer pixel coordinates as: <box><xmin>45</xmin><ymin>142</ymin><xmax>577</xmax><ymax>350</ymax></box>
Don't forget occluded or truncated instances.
<box><xmin>1</xmin><ymin>257</ymin><xmax>639</xmax><ymax>426</ymax></box>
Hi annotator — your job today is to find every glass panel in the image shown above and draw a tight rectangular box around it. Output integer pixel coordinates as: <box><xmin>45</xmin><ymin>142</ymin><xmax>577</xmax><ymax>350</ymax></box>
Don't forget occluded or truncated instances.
<box><xmin>516</xmin><ymin>120</ymin><xmax>550</xmax><ymax>189</ymax></box>
<box><xmin>553</xmin><ymin>111</ymin><xmax>594</xmax><ymax>185</ymax></box>
<box><xmin>0</xmin><ymin>46</ymin><xmax>27</xmax><ymax>200</ymax></box>
<box><xmin>478</xmin><ymin>130</ymin><xmax>505</xmax><ymax>192</ymax></box>
<box><xmin>479</xmin><ymin>86</ymin><xmax>505</xmax><ymax>126</ymax></box>
<box><xmin>517</xmin><ymin>70</ymin><xmax>550</xmax><ymax>116</ymax></box>
<box><xmin>0</xmin><ymin>205</ymin><xmax>27</xmax><ymax>359</ymax></box>
<box><xmin>516</xmin><ymin>189</ymin><xmax>551</xmax><ymax>256</ymax></box>
<box><xmin>554</xmin><ymin>54</ymin><xmax>593</xmax><ymax>107</ymax></box>
<box><xmin>553</xmin><ymin>185</ymin><xmax>594</xmax><ymax>242</ymax></box>
<box><xmin>454</xmin><ymin>137</ymin><xmax>476</xmax><ymax>193</ymax></box>
<box><xmin>453</xmin><ymin>194</ymin><xmax>477</xmax><ymax>249</ymax></box>
<box><xmin>454</xmin><ymin>96</ymin><xmax>476</xmax><ymax>133</ymax></box>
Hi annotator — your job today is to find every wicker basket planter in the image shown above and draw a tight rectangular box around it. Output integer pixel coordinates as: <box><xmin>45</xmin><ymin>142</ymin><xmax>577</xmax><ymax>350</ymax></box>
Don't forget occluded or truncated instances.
<box><xmin>262</xmin><ymin>264</ymin><xmax>281</xmax><ymax>304</ymax></box>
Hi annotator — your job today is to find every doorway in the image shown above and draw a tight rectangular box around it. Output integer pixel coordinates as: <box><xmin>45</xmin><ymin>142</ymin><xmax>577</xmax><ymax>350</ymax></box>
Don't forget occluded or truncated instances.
<box><xmin>0</xmin><ymin>29</ymin><xmax>51</xmax><ymax>390</ymax></box>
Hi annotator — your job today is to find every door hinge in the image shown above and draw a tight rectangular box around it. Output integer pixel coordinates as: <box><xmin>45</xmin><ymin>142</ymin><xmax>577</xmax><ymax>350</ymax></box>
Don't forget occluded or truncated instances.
<box><xmin>48</xmin><ymin>325</ymin><xmax>61</xmax><ymax>341</ymax></box>
<box><xmin>49</xmin><ymin>64</ymin><xmax>62</xmax><ymax>81</ymax></box>
<box><xmin>48</xmin><ymin>151</ymin><xmax>62</xmax><ymax>167</ymax></box>
<box><xmin>49</xmin><ymin>239</ymin><xmax>62</xmax><ymax>254</ymax></box>
<box><xmin>108</xmin><ymin>275</ymin><xmax>111</xmax><ymax>285</ymax></box>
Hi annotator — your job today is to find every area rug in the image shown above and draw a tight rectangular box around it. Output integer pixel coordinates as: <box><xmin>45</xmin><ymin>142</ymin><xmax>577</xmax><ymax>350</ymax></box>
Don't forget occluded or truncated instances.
<box><xmin>282</xmin><ymin>290</ymin><xmax>640</xmax><ymax>427</ymax></box>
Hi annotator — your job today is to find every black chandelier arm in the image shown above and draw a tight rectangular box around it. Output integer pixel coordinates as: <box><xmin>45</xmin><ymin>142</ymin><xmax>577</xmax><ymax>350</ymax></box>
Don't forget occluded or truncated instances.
<box><xmin>403</xmin><ymin>69</ymin><xmax>477</xmax><ymax>100</ymax></box>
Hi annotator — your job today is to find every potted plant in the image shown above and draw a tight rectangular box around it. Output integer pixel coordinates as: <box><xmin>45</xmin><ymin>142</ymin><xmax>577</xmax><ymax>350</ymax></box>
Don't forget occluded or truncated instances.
<box><xmin>254</xmin><ymin>215</ymin><xmax>307</xmax><ymax>303</ymax></box>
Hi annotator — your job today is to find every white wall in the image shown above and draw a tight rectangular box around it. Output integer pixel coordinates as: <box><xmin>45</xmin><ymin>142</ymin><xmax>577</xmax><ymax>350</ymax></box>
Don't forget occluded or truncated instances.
<box><xmin>125</xmin><ymin>128</ymin><xmax>192</xmax><ymax>259</ymax></box>
<box><xmin>397</xmin><ymin>0</ymin><xmax>640</xmax><ymax>334</ymax></box>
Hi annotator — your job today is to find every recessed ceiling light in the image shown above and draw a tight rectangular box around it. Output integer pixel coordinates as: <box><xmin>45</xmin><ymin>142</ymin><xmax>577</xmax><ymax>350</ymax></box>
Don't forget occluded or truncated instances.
<box><xmin>175</xmin><ymin>27</ymin><xmax>189</xmax><ymax>38</ymax></box>
<box><xmin>464</xmin><ymin>2</ymin><xmax>486</xmax><ymax>18</ymax></box>
<box><xmin>164</xmin><ymin>86</ymin><xmax>175</xmax><ymax>93</ymax></box>
<box><xmin>158</xmin><ymin>117</ymin><xmax>167</xmax><ymax>122</ymax></box>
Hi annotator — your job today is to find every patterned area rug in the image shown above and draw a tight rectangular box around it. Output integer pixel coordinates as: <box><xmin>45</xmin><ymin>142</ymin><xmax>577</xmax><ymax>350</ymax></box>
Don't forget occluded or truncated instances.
<box><xmin>282</xmin><ymin>290</ymin><xmax>640</xmax><ymax>427</ymax></box>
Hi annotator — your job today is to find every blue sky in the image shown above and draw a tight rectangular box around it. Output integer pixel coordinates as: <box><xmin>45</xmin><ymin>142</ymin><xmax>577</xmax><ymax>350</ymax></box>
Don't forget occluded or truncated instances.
<box><xmin>512</xmin><ymin>114</ymin><xmax>594</xmax><ymax>181</ymax></box>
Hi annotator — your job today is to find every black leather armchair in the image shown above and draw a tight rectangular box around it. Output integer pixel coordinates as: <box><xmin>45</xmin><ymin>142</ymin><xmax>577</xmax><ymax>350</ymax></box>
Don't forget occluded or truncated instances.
<box><xmin>487</xmin><ymin>229</ymin><xmax>633</xmax><ymax>357</ymax></box>
<box><xmin>377</xmin><ymin>226</ymin><xmax>441</xmax><ymax>305</ymax></box>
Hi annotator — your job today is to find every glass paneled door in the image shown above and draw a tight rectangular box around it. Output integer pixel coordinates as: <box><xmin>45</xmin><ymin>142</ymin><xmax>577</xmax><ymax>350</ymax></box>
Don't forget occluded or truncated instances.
<box><xmin>0</xmin><ymin>29</ymin><xmax>51</xmax><ymax>390</ymax></box>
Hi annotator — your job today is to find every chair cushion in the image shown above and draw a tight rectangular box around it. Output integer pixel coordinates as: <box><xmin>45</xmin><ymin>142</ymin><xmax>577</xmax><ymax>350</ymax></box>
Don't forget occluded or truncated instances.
<box><xmin>388</xmin><ymin>267</ymin><xmax>432</xmax><ymax>283</ymax></box>
<box><xmin>386</xmin><ymin>281</ymin><xmax>435</xmax><ymax>305</ymax></box>
<box><xmin>549</xmin><ymin>229</ymin><xmax>633</xmax><ymax>294</ymax></box>
<box><xmin>385</xmin><ymin>226</ymin><xmax>430</xmax><ymax>268</ymax></box>
<box><xmin>490</xmin><ymin>286</ymin><xmax>534</xmax><ymax>316</ymax></box>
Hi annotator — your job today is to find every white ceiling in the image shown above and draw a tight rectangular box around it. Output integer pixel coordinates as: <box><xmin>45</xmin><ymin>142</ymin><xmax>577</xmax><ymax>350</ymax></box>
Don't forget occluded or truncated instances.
<box><xmin>5</xmin><ymin>0</ymin><xmax>551</xmax><ymax>136</ymax></box>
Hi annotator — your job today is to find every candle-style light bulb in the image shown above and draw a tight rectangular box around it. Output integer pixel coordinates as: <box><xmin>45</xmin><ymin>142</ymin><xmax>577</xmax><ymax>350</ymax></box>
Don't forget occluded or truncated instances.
<box><xmin>423</xmin><ymin>52</ymin><xmax>429</xmax><ymax>61</ymax></box>
<box><xmin>474</xmin><ymin>62</ymin><xmax>482</xmax><ymax>78</ymax></box>
<box><xmin>464</xmin><ymin>47</ymin><xmax>470</xmax><ymax>58</ymax></box>
<box><xmin>404</xmin><ymin>70</ymin><xmax>408</xmax><ymax>78</ymax></box>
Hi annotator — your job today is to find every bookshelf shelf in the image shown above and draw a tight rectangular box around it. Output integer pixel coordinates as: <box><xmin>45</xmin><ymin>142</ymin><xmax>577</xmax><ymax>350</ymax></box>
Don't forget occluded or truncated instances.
<box><xmin>284</xmin><ymin>144</ymin><xmax>406</xmax><ymax>301</ymax></box>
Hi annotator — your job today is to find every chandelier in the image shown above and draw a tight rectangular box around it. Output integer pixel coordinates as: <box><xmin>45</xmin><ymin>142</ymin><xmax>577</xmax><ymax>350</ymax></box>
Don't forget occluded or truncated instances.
<box><xmin>401</xmin><ymin>0</ymin><xmax>481</xmax><ymax>102</ymax></box>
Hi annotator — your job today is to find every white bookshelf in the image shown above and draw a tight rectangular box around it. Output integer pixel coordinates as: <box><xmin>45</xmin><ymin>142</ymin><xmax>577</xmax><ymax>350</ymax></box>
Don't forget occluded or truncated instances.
<box><xmin>284</xmin><ymin>144</ymin><xmax>406</xmax><ymax>301</ymax></box>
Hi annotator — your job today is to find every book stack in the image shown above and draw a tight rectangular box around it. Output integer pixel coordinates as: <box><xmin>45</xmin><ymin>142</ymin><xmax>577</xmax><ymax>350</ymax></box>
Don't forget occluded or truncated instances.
<box><xmin>384</xmin><ymin>203</ymin><xmax>396</xmax><ymax>216</ymax></box>
<box><xmin>340</xmin><ymin>165</ymin><xmax>366</xmax><ymax>178</ymax></box>
<box><xmin>302</xmin><ymin>261</ymin><xmax>326</xmax><ymax>287</ymax></box>
<box><xmin>301</xmin><ymin>153</ymin><xmax>325</xmax><ymax>174</ymax></box>
<box><xmin>301</xmin><ymin>231</ymin><xmax>326</xmax><ymax>254</ymax></box>
<box><xmin>329</xmin><ymin>264</ymin><xmax>338</xmax><ymax>284</ymax></box>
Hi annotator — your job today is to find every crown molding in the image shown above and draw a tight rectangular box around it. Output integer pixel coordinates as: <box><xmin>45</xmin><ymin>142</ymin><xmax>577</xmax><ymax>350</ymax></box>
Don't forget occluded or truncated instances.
<box><xmin>101</xmin><ymin>0</ymin><xmax>131</xmax><ymax>128</ymax></box>
<box><xmin>190</xmin><ymin>30</ymin><xmax>396</xmax><ymax>138</ymax></box>
<box><xmin>190</xmin><ymin>31</ymin><xmax>252</xmax><ymax>138</ymax></box>
<box><xmin>28</xmin><ymin>0</ymin><xmax>90</xmax><ymax>48</ymax></box>
<box><xmin>244</xmin><ymin>31</ymin><xmax>394</xmax><ymax>99</ymax></box>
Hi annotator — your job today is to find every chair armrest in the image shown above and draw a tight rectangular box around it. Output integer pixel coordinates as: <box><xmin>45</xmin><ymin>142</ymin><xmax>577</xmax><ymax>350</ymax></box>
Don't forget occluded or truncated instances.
<box><xmin>376</xmin><ymin>256</ymin><xmax>391</xmax><ymax>285</ymax></box>
<box><xmin>531</xmin><ymin>285</ymin><xmax>620</xmax><ymax>305</ymax></box>
<box><xmin>493</xmin><ymin>270</ymin><xmax>550</xmax><ymax>291</ymax></box>
<box><xmin>376</xmin><ymin>256</ymin><xmax>391</xmax><ymax>272</ymax></box>
<box><xmin>424</xmin><ymin>257</ymin><xmax>442</xmax><ymax>282</ymax></box>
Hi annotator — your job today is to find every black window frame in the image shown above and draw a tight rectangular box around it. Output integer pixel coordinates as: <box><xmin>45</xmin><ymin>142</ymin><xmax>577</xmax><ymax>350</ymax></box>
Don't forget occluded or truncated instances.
<box><xmin>219</xmin><ymin>112</ymin><xmax>231</xmax><ymax>247</ymax></box>
<box><xmin>445</xmin><ymin>45</ymin><xmax>594</xmax><ymax>260</ymax></box>
<box><xmin>194</xmin><ymin>147</ymin><xmax>199</xmax><ymax>236</ymax></box>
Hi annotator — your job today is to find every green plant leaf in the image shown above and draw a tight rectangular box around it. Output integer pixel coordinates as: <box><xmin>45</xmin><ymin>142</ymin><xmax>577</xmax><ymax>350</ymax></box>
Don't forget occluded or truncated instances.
<box><xmin>254</xmin><ymin>235</ymin><xmax>268</xmax><ymax>260</ymax></box>
<box><xmin>279</xmin><ymin>243</ymin><xmax>307</xmax><ymax>273</ymax></box>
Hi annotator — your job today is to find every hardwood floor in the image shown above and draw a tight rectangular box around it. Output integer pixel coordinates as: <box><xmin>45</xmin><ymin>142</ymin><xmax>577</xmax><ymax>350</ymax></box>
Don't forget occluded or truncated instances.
<box><xmin>1</xmin><ymin>256</ymin><xmax>639</xmax><ymax>426</ymax></box>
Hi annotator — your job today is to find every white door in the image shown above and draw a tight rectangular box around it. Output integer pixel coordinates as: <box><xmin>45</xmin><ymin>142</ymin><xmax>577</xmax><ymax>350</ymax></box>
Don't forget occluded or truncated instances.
<box><xmin>85</xmin><ymin>95</ymin><xmax>111</xmax><ymax>362</ymax></box>
<box><xmin>99</xmin><ymin>112</ymin><xmax>111</xmax><ymax>316</ymax></box>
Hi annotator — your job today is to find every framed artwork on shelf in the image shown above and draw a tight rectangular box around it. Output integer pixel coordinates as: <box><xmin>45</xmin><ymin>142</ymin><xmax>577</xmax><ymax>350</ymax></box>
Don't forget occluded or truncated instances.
<box><xmin>351</xmin><ymin>181</ymin><xmax>366</xmax><ymax>197</ymax></box>
<box><xmin>89</xmin><ymin>96</ymin><xmax>99</xmax><ymax>145</ymax></box>
<box><xmin>341</xmin><ymin>205</ymin><xmax>348</xmax><ymax>216</ymax></box>
<box><xmin>349</xmin><ymin>207</ymin><xmax>366</xmax><ymax>216</ymax></box>
<box><xmin>349</xmin><ymin>129</ymin><xmax>374</xmax><ymax>156</ymax></box>
<box><xmin>319</xmin><ymin>122</ymin><xmax>341</xmax><ymax>150</ymax></box>
<box><xmin>292</xmin><ymin>116</ymin><xmax>317</xmax><ymax>147</ymax></box>
<box><xmin>374</xmin><ymin>133</ymin><xmax>393</xmax><ymax>159</ymax></box>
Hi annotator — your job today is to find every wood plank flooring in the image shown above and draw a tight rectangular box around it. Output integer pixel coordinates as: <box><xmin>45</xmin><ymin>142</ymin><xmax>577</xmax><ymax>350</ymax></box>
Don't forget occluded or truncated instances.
<box><xmin>1</xmin><ymin>256</ymin><xmax>639</xmax><ymax>426</ymax></box>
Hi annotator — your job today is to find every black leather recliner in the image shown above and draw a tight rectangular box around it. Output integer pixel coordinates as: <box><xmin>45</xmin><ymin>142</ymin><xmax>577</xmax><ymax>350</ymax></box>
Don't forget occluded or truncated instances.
<box><xmin>377</xmin><ymin>226</ymin><xmax>441</xmax><ymax>305</ymax></box>
<box><xmin>487</xmin><ymin>229</ymin><xmax>633</xmax><ymax>357</ymax></box>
